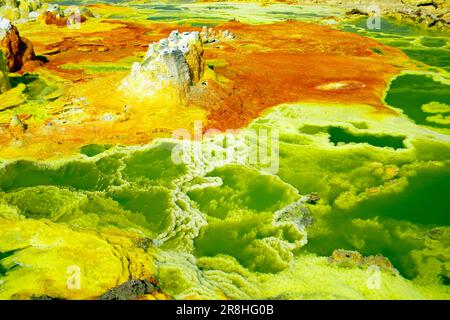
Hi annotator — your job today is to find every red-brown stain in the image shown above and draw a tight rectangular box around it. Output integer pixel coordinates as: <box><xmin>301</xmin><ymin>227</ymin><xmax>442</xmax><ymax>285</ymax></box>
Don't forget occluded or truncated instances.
<box><xmin>1</xmin><ymin>18</ymin><xmax>414</xmax><ymax>159</ymax></box>
<box><xmin>193</xmin><ymin>20</ymin><xmax>411</xmax><ymax>130</ymax></box>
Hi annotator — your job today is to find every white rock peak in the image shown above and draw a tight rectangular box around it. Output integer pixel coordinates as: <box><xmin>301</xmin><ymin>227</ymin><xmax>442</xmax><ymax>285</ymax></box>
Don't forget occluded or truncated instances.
<box><xmin>0</xmin><ymin>17</ymin><xmax>12</xmax><ymax>38</ymax></box>
<box><xmin>120</xmin><ymin>30</ymin><xmax>204</xmax><ymax>99</ymax></box>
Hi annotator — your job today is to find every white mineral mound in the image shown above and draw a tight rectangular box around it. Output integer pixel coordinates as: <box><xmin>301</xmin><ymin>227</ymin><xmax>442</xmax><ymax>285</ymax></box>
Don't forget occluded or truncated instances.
<box><xmin>119</xmin><ymin>30</ymin><xmax>205</xmax><ymax>99</ymax></box>
<box><xmin>0</xmin><ymin>17</ymin><xmax>12</xmax><ymax>38</ymax></box>
<box><xmin>0</xmin><ymin>18</ymin><xmax>11</xmax><ymax>93</ymax></box>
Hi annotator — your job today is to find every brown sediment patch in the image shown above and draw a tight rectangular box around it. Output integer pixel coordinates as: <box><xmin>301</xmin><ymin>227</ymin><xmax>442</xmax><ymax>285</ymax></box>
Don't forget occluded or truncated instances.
<box><xmin>26</xmin><ymin>20</ymin><xmax>207</xmax><ymax>81</ymax></box>
<box><xmin>190</xmin><ymin>20</ymin><xmax>413</xmax><ymax>130</ymax></box>
<box><xmin>44</xmin><ymin>11</ymin><xmax>88</xmax><ymax>27</ymax></box>
<box><xmin>37</xmin><ymin>20</ymin><xmax>156</xmax><ymax>81</ymax></box>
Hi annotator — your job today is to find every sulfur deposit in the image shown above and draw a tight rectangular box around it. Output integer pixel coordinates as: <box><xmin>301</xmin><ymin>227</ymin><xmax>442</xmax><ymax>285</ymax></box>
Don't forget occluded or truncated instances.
<box><xmin>0</xmin><ymin>0</ymin><xmax>43</xmax><ymax>21</ymax></box>
<box><xmin>0</xmin><ymin>1</ymin><xmax>449</xmax><ymax>301</ymax></box>
<box><xmin>0</xmin><ymin>50</ymin><xmax>10</xmax><ymax>93</ymax></box>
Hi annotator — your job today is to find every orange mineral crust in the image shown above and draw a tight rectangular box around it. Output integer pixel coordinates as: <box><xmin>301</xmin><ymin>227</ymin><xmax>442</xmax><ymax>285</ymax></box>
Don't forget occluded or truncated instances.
<box><xmin>29</xmin><ymin>21</ymin><xmax>156</xmax><ymax>81</ymax></box>
<box><xmin>194</xmin><ymin>20</ymin><xmax>412</xmax><ymax>130</ymax></box>
<box><xmin>0</xmin><ymin>19</ymin><xmax>413</xmax><ymax>159</ymax></box>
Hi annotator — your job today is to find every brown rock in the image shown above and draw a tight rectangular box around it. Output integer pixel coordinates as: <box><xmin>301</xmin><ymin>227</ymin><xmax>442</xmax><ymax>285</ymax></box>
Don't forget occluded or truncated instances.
<box><xmin>44</xmin><ymin>11</ymin><xmax>68</xmax><ymax>27</ymax></box>
<box><xmin>1</xmin><ymin>24</ymin><xmax>41</xmax><ymax>72</ymax></box>
<box><xmin>44</xmin><ymin>11</ymin><xmax>87</xmax><ymax>27</ymax></box>
<box><xmin>97</xmin><ymin>279</ymin><xmax>159</xmax><ymax>300</ymax></box>
<box><xmin>329</xmin><ymin>249</ymin><xmax>363</xmax><ymax>267</ymax></box>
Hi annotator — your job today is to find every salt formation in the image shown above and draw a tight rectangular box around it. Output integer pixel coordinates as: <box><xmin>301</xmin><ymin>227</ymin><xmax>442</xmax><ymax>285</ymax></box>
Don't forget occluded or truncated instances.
<box><xmin>0</xmin><ymin>50</ymin><xmax>10</xmax><ymax>94</ymax></box>
<box><xmin>120</xmin><ymin>30</ymin><xmax>205</xmax><ymax>99</ymax></box>
<box><xmin>0</xmin><ymin>15</ymin><xmax>11</xmax><ymax>38</ymax></box>
<box><xmin>200</xmin><ymin>26</ymin><xmax>235</xmax><ymax>43</ymax></box>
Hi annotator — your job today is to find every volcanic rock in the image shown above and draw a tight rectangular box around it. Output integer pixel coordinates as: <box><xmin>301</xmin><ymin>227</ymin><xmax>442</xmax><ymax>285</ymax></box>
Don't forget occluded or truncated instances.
<box><xmin>308</xmin><ymin>0</ymin><xmax>449</xmax><ymax>30</ymax></box>
<box><xmin>97</xmin><ymin>279</ymin><xmax>158</xmax><ymax>300</ymax></box>
<box><xmin>306</xmin><ymin>192</ymin><xmax>321</xmax><ymax>205</ymax></box>
<box><xmin>43</xmin><ymin>4</ymin><xmax>90</xmax><ymax>27</ymax></box>
<box><xmin>329</xmin><ymin>249</ymin><xmax>398</xmax><ymax>274</ymax></box>
<box><xmin>345</xmin><ymin>8</ymin><xmax>369</xmax><ymax>16</ymax></box>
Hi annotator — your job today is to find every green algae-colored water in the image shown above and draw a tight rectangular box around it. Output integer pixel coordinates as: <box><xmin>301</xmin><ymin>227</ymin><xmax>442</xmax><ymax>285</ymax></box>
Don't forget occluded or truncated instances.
<box><xmin>299</xmin><ymin>125</ymin><xmax>406</xmax><ymax>149</ymax></box>
<box><xmin>0</xmin><ymin>251</ymin><xmax>14</xmax><ymax>277</ymax></box>
<box><xmin>402</xmin><ymin>48</ymin><xmax>450</xmax><ymax>72</ymax></box>
<box><xmin>0</xmin><ymin>142</ymin><xmax>304</xmax><ymax>274</ymax></box>
<box><xmin>9</xmin><ymin>74</ymin><xmax>58</xmax><ymax>102</ymax></box>
<box><xmin>0</xmin><ymin>144</ymin><xmax>186</xmax><ymax>238</ymax></box>
<box><xmin>351</xmin><ymin>167</ymin><xmax>450</xmax><ymax>227</ymax></box>
<box><xmin>2</xmin><ymin>105</ymin><xmax>448</xmax><ymax>292</ymax></box>
<box><xmin>247</xmin><ymin>102</ymin><xmax>450</xmax><ymax>287</ymax></box>
<box><xmin>385</xmin><ymin>74</ymin><xmax>450</xmax><ymax>128</ymax></box>
<box><xmin>305</xmin><ymin>165</ymin><xmax>450</xmax><ymax>278</ymax></box>
<box><xmin>342</xmin><ymin>17</ymin><xmax>450</xmax><ymax>72</ymax></box>
<box><xmin>328</xmin><ymin>126</ymin><xmax>406</xmax><ymax>149</ymax></box>
<box><xmin>421</xmin><ymin>37</ymin><xmax>447</xmax><ymax>48</ymax></box>
<box><xmin>80</xmin><ymin>144</ymin><xmax>113</xmax><ymax>157</ymax></box>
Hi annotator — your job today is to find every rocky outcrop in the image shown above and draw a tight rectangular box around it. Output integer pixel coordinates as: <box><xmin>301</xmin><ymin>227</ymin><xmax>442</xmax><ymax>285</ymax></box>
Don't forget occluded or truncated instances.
<box><xmin>43</xmin><ymin>10</ymin><xmax>84</xmax><ymax>27</ymax></box>
<box><xmin>345</xmin><ymin>8</ymin><xmax>369</xmax><ymax>17</ymax></box>
<box><xmin>0</xmin><ymin>49</ymin><xmax>10</xmax><ymax>94</ymax></box>
<box><xmin>120</xmin><ymin>30</ymin><xmax>205</xmax><ymax>99</ymax></box>
<box><xmin>0</xmin><ymin>17</ymin><xmax>40</xmax><ymax>72</ymax></box>
<box><xmin>330</xmin><ymin>0</ymin><xmax>450</xmax><ymax>29</ymax></box>
<box><xmin>200</xmin><ymin>26</ymin><xmax>235</xmax><ymax>43</ymax></box>
<box><xmin>385</xmin><ymin>7</ymin><xmax>450</xmax><ymax>29</ymax></box>
<box><xmin>31</xmin><ymin>295</ymin><xmax>65</xmax><ymax>300</ymax></box>
<box><xmin>329</xmin><ymin>249</ymin><xmax>399</xmax><ymax>275</ymax></box>
<box><xmin>9</xmin><ymin>113</ymin><xmax>27</xmax><ymax>133</ymax></box>
<box><xmin>97</xmin><ymin>279</ymin><xmax>160</xmax><ymax>300</ymax></box>
<box><xmin>43</xmin><ymin>4</ymin><xmax>92</xmax><ymax>27</ymax></box>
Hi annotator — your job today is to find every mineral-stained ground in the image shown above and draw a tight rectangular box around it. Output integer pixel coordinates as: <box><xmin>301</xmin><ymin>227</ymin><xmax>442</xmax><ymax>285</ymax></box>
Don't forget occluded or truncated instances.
<box><xmin>0</xmin><ymin>0</ymin><xmax>449</xmax><ymax>300</ymax></box>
